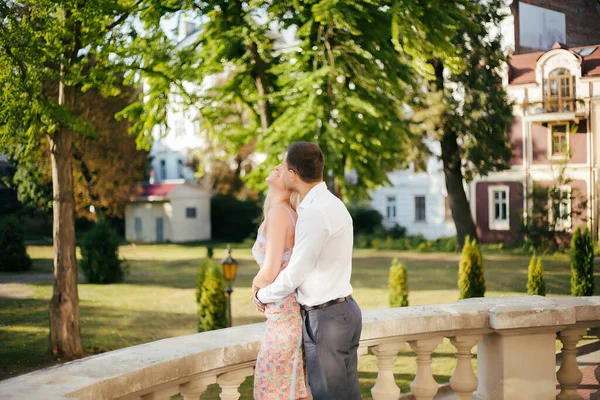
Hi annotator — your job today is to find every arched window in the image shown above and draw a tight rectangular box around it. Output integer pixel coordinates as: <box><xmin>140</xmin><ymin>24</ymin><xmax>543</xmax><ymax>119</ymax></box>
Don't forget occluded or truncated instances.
<box><xmin>545</xmin><ymin>68</ymin><xmax>574</xmax><ymax>112</ymax></box>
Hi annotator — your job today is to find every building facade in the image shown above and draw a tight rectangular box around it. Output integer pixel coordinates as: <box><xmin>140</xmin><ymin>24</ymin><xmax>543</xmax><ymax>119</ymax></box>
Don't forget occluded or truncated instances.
<box><xmin>369</xmin><ymin>1</ymin><xmax>600</xmax><ymax>241</ymax></box>
<box><xmin>125</xmin><ymin>182</ymin><xmax>211</xmax><ymax>243</ymax></box>
<box><xmin>474</xmin><ymin>42</ymin><xmax>600</xmax><ymax>243</ymax></box>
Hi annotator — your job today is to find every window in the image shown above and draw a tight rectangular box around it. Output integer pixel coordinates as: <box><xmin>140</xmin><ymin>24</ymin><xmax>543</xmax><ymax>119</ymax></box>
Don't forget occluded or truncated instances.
<box><xmin>550</xmin><ymin>123</ymin><xmax>569</xmax><ymax>157</ymax></box>
<box><xmin>415</xmin><ymin>196</ymin><xmax>426</xmax><ymax>222</ymax></box>
<box><xmin>177</xmin><ymin>159</ymin><xmax>184</xmax><ymax>179</ymax></box>
<box><xmin>444</xmin><ymin>196</ymin><xmax>453</xmax><ymax>221</ymax></box>
<box><xmin>488</xmin><ymin>185</ymin><xmax>510</xmax><ymax>230</ymax></box>
<box><xmin>160</xmin><ymin>159</ymin><xmax>167</xmax><ymax>181</ymax></box>
<box><xmin>186</xmin><ymin>207</ymin><xmax>197</xmax><ymax>219</ymax></box>
<box><xmin>545</xmin><ymin>68</ymin><xmax>574</xmax><ymax>112</ymax></box>
<box><xmin>550</xmin><ymin>186</ymin><xmax>571</xmax><ymax>230</ymax></box>
<box><xmin>134</xmin><ymin>217</ymin><xmax>142</xmax><ymax>238</ymax></box>
<box><xmin>386</xmin><ymin>196</ymin><xmax>396</xmax><ymax>220</ymax></box>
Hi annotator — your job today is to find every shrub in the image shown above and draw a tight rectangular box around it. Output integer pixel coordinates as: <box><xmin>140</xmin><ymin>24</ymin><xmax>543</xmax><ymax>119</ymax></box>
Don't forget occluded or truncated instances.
<box><xmin>371</xmin><ymin>238</ymin><xmax>381</xmax><ymax>250</ymax></box>
<box><xmin>570</xmin><ymin>227</ymin><xmax>595</xmax><ymax>296</ymax></box>
<box><xmin>527</xmin><ymin>255</ymin><xmax>546</xmax><ymax>296</ymax></box>
<box><xmin>388</xmin><ymin>259</ymin><xmax>409</xmax><ymax>307</ymax></box>
<box><xmin>348</xmin><ymin>206</ymin><xmax>383</xmax><ymax>235</ymax></box>
<box><xmin>0</xmin><ymin>216</ymin><xmax>31</xmax><ymax>271</ymax></box>
<box><xmin>387</xmin><ymin>224</ymin><xmax>407</xmax><ymax>239</ymax></box>
<box><xmin>211</xmin><ymin>194</ymin><xmax>261</xmax><ymax>242</ymax></box>
<box><xmin>79</xmin><ymin>217</ymin><xmax>123</xmax><ymax>283</ymax></box>
<box><xmin>197</xmin><ymin>259</ymin><xmax>227</xmax><ymax>332</ymax></box>
<box><xmin>385</xmin><ymin>236</ymin><xmax>393</xmax><ymax>249</ymax></box>
<box><xmin>458</xmin><ymin>236</ymin><xmax>486</xmax><ymax>299</ymax></box>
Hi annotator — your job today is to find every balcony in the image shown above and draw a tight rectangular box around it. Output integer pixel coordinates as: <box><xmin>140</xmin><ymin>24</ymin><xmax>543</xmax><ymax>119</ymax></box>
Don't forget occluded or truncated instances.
<box><xmin>0</xmin><ymin>296</ymin><xmax>598</xmax><ymax>399</ymax></box>
<box><xmin>524</xmin><ymin>99</ymin><xmax>586</xmax><ymax>120</ymax></box>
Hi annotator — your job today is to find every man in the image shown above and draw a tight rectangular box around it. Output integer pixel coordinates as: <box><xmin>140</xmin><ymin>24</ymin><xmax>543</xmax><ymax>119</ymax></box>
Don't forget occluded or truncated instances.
<box><xmin>253</xmin><ymin>142</ymin><xmax>362</xmax><ymax>399</ymax></box>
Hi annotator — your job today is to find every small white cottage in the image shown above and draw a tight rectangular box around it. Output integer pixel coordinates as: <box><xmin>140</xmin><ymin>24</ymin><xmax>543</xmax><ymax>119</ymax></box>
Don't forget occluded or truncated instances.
<box><xmin>125</xmin><ymin>180</ymin><xmax>211</xmax><ymax>243</ymax></box>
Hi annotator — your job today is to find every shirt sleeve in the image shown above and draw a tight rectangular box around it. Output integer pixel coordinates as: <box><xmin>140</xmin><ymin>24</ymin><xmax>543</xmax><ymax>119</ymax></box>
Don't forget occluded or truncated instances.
<box><xmin>257</xmin><ymin>208</ymin><xmax>327</xmax><ymax>304</ymax></box>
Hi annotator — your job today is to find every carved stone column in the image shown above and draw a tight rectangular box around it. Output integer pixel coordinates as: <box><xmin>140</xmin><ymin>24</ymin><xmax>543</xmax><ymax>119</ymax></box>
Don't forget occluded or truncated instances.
<box><xmin>217</xmin><ymin>367</ymin><xmax>254</xmax><ymax>400</ymax></box>
<box><xmin>408</xmin><ymin>337</ymin><xmax>442</xmax><ymax>400</ymax></box>
<box><xmin>449</xmin><ymin>335</ymin><xmax>482</xmax><ymax>400</ymax></box>
<box><xmin>371</xmin><ymin>342</ymin><xmax>404</xmax><ymax>400</ymax></box>
<box><xmin>557</xmin><ymin>328</ymin><xmax>586</xmax><ymax>400</ymax></box>
<box><xmin>180</xmin><ymin>376</ymin><xmax>217</xmax><ymax>400</ymax></box>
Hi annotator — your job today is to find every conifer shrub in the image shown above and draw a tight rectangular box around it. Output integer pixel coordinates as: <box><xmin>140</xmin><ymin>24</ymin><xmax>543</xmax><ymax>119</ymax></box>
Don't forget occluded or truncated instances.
<box><xmin>388</xmin><ymin>259</ymin><xmax>409</xmax><ymax>307</ymax></box>
<box><xmin>570</xmin><ymin>227</ymin><xmax>595</xmax><ymax>296</ymax></box>
<box><xmin>527</xmin><ymin>255</ymin><xmax>546</xmax><ymax>296</ymax></box>
<box><xmin>458</xmin><ymin>236</ymin><xmax>486</xmax><ymax>299</ymax></box>
<box><xmin>79</xmin><ymin>217</ymin><xmax>123</xmax><ymax>283</ymax></box>
<box><xmin>197</xmin><ymin>259</ymin><xmax>227</xmax><ymax>332</ymax></box>
<box><xmin>0</xmin><ymin>216</ymin><xmax>31</xmax><ymax>271</ymax></box>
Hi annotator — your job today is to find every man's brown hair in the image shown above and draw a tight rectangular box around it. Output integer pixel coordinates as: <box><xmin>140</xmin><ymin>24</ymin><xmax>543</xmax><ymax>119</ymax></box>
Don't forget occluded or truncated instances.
<box><xmin>286</xmin><ymin>142</ymin><xmax>324</xmax><ymax>183</ymax></box>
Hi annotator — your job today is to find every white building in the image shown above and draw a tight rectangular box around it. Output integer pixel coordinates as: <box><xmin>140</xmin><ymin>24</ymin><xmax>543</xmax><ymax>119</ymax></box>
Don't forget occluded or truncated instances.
<box><xmin>125</xmin><ymin>181</ymin><xmax>211</xmax><ymax>243</ymax></box>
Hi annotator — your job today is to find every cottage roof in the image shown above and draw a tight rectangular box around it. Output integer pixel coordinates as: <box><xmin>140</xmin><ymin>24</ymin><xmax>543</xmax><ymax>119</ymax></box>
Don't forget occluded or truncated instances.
<box><xmin>130</xmin><ymin>181</ymin><xmax>209</xmax><ymax>202</ymax></box>
<box><xmin>509</xmin><ymin>43</ymin><xmax>600</xmax><ymax>85</ymax></box>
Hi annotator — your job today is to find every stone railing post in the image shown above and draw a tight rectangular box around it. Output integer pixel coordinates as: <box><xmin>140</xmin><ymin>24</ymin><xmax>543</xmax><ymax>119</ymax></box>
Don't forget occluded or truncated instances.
<box><xmin>408</xmin><ymin>337</ymin><xmax>442</xmax><ymax>400</ymax></box>
<box><xmin>593</xmin><ymin>328</ymin><xmax>600</xmax><ymax>400</ymax></box>
<box><xmin>371</xmin><ymin>342</ymin><xmax>404</xmax><ymax>400</ymax></box>
<box><xmin>217</xmin><ymin>367</ymin><xmax>254</xmax><ymax>400</ymax></box>
<box><xmin>179</xmin><ymin>376</ymin><xmax>216</xmax><ymax>400</ymax></box>
<box><xmin>449</xmin><ymin>335</ymin><xmax>482</xmax><ymax>400</ymax></box>
<box><xmin>557</xmin><ymin>328</ymin><xmax>586</xmax><ymax>400</ymax></box>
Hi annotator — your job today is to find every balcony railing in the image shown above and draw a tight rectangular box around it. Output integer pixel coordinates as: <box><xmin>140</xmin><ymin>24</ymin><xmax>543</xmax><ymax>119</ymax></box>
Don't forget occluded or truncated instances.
<box><xmin>524</xmin><ymin>99</ymin><xmax>586</xmax><ymax>116</ymax></box>
<box><xmin>0</xmin><ymin>296</ymin><xmax>599</xmax><ymax>400</ymax></box>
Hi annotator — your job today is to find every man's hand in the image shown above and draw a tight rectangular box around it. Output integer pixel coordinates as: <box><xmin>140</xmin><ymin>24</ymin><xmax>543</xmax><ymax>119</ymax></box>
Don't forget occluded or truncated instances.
<box><xmin>252</xmin><ymin>285</ymin><xmax>265</xmax><ymax>313</ymax></box>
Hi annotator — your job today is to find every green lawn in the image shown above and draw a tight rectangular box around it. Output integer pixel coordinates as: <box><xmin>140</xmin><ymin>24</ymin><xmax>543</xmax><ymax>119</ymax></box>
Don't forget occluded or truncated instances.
<box><xmin>0</xmin><ymin>244</ymin><xmax>597</xmax><ymax>398</ymax></box>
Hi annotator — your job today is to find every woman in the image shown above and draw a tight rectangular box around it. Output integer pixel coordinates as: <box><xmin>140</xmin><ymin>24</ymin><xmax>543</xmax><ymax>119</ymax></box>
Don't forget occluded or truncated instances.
<box><xmin>252</xmin><ymin>165</ymin><xmax>308</xmax><ymax>399</ymax></box>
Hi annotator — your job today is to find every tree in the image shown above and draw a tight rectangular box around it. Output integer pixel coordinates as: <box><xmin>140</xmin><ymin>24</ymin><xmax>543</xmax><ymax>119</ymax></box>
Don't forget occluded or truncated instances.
<box><xmin>527</xmin><ymin>255</ymin><xmax>546</xmax><ymax>296</ymax></box>
<box><xmin>458</xmin><ymin>235</ymin><xmax>485</xmax><ymax>299</ymax></box>
<box><xmin>197</xmin><ymin>259</ymin><xmax>227</xmax><ymax>332</ymax></box>
<box><xmin>412</xmin><ymin>0</ymin><xmax>513</xmax><ymax>249</ymax></box>
<box><xmin>570</xmin><ymin>227</ymin><xmax>595</xmax><ymax>296</ymax></box>
<box><xmin>0</xmin><ymin>1</ymin><xmax>198</xmax><ymax>357</ymax></box>
<box><xmin>8</xmin><ymin>86</ymin><xmax>148</xmax><ymax>219</ymax></box>
<box><xmin>521</xmin><ymin>158</ymin><xmax>588</xmax><ymax>253</ymax></box>
<box><xmin>79</xmin><ymin>216</ymin><xmax>124</xmax><ymax>284</ymax></box>
<box><xmin>182</xmin><ymin>1</ymin><xmax>473</xmax><ymax>201</ymax></box>
<box><xmin>388</xmin><ymin>259</ymin><xmax>409</xmax><ymax>307</ymax></box>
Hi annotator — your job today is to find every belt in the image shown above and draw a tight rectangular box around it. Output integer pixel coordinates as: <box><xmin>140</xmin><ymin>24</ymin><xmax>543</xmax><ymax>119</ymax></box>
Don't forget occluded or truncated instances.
<box><xmin>301</xmin><ymin>295</ymin><xmax>353</xmax><ymax>312</ymax></box>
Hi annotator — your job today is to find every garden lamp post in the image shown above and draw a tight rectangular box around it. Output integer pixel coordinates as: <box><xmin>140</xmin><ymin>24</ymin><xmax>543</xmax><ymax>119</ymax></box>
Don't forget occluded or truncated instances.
<box><xmin>221</xmin><ymin>245</ymin><xmax>238</xmax><ymax>327</ymax></box>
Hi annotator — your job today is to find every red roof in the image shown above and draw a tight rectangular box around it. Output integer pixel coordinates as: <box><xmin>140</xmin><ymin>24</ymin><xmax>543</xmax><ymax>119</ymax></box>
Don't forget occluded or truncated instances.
<box><xmin>139</xmin><ymin>183</ymin><xmax>180</xmax><ymax>197</ymax></box>
<box><xmin>509</xmin><ymin>43</ymin><xmax>600</xmax><ymax>85</ymax></box>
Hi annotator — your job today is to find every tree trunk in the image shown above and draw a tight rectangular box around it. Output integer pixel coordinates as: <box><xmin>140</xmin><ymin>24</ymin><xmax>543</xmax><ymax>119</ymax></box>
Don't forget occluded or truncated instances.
<box><xmin>441</xmin><ymin>129</ymin><xmax>478</xmax><ymax>250</ymax></box>
<box><xmin>48</xmin><ymin>79</ymin><xmax>83</xmax><ymax>358</ymax></box>
<box><xmin>249</xmin><ymin>42</ymin><xmax>273</xmax><ymax>133</ymax></box>
<box><xmin>432</xmin><ymin>60</ymin><xmax>478</xmax><ymax>250</ymax></box>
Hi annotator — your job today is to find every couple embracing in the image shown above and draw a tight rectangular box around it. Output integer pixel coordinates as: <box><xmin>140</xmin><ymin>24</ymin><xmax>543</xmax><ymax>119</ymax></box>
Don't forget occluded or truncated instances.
<box><xmin>251</xmin><ymin>142</ymin><xmax>363</xmax><ymax>399</ymax></box>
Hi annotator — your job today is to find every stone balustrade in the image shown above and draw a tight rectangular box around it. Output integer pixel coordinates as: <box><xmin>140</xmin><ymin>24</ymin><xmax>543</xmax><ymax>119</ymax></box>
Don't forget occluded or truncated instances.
<box><xmin>0</xmin><ymin>296</ymin><xmax>599</xmax><ymax>400</ymax></box>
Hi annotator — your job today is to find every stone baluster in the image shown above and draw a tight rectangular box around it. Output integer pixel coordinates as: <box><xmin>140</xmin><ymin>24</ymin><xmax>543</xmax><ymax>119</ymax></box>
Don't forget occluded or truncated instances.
<box><xmin>557</xmin><ymin>328</ymin><xmax>587</xmax><ymax>400</ymax></box>
<box><xmin>217</xmin><ymin>367</ymin><xmax>254</xmax><ymax>400</ymax></box>
<box><xmin>141</xmin><ymin>386</ymin><xmax>179</xmax><ymax>400</ymax></box>
<box><xmin>180</xmin><ymin>376</ymin><xmax>217</xmax><ymax>400</ymax></box>
<box><xmin>449</xmin><ymin>335</ymin><xmax>482</xmax><ymax>400</ymax></box>
<box><xmin>591</xmin><ymin>328</ymin><xmax>600</xmax><ymax>400</ymax></box>
<box><xmin>408</xmin><ymin>337</ymin><xmax>442</xmax><ymax>400</ymax></box>
<box><xmin>371</xmin><ymin>342</ymin><xmax>405</xmax><ymax>400</ymax></box>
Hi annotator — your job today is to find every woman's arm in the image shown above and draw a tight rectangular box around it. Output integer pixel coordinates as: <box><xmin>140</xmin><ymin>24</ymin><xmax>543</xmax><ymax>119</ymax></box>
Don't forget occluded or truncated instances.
<box><xmin>252</xmin><ymin>207</ymin><xmax>291</xmax><ymax>288</ymax></box>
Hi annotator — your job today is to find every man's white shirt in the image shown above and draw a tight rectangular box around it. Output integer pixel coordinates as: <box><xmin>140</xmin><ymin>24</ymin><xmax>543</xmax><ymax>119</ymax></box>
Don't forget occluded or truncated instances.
<box><xmin>257</xmin><ymin>182</ymin><xmax>354</xmax><ymax>306</ymax></box>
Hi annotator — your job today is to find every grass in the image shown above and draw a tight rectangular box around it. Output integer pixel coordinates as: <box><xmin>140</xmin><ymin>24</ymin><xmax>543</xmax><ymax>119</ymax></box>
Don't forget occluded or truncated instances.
<box><xmin>1</xmin><ymin>244</ymin><xmax>598</xmax><ymax>398</ymax></box>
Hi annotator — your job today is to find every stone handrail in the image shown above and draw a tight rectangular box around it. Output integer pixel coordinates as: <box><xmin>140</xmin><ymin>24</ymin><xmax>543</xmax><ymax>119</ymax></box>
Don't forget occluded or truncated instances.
<box><xmin>0</xmin><ymin>296</ymin><xmax>599</xmax><ymax>399</ymax></box>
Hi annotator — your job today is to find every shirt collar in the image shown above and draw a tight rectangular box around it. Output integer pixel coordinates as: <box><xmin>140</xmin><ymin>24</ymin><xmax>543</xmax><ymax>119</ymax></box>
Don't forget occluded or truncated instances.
<box><xmin>297</xmin><ymin>181</ymin><xmax>328</xmax><ymax>211</ymax></box>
